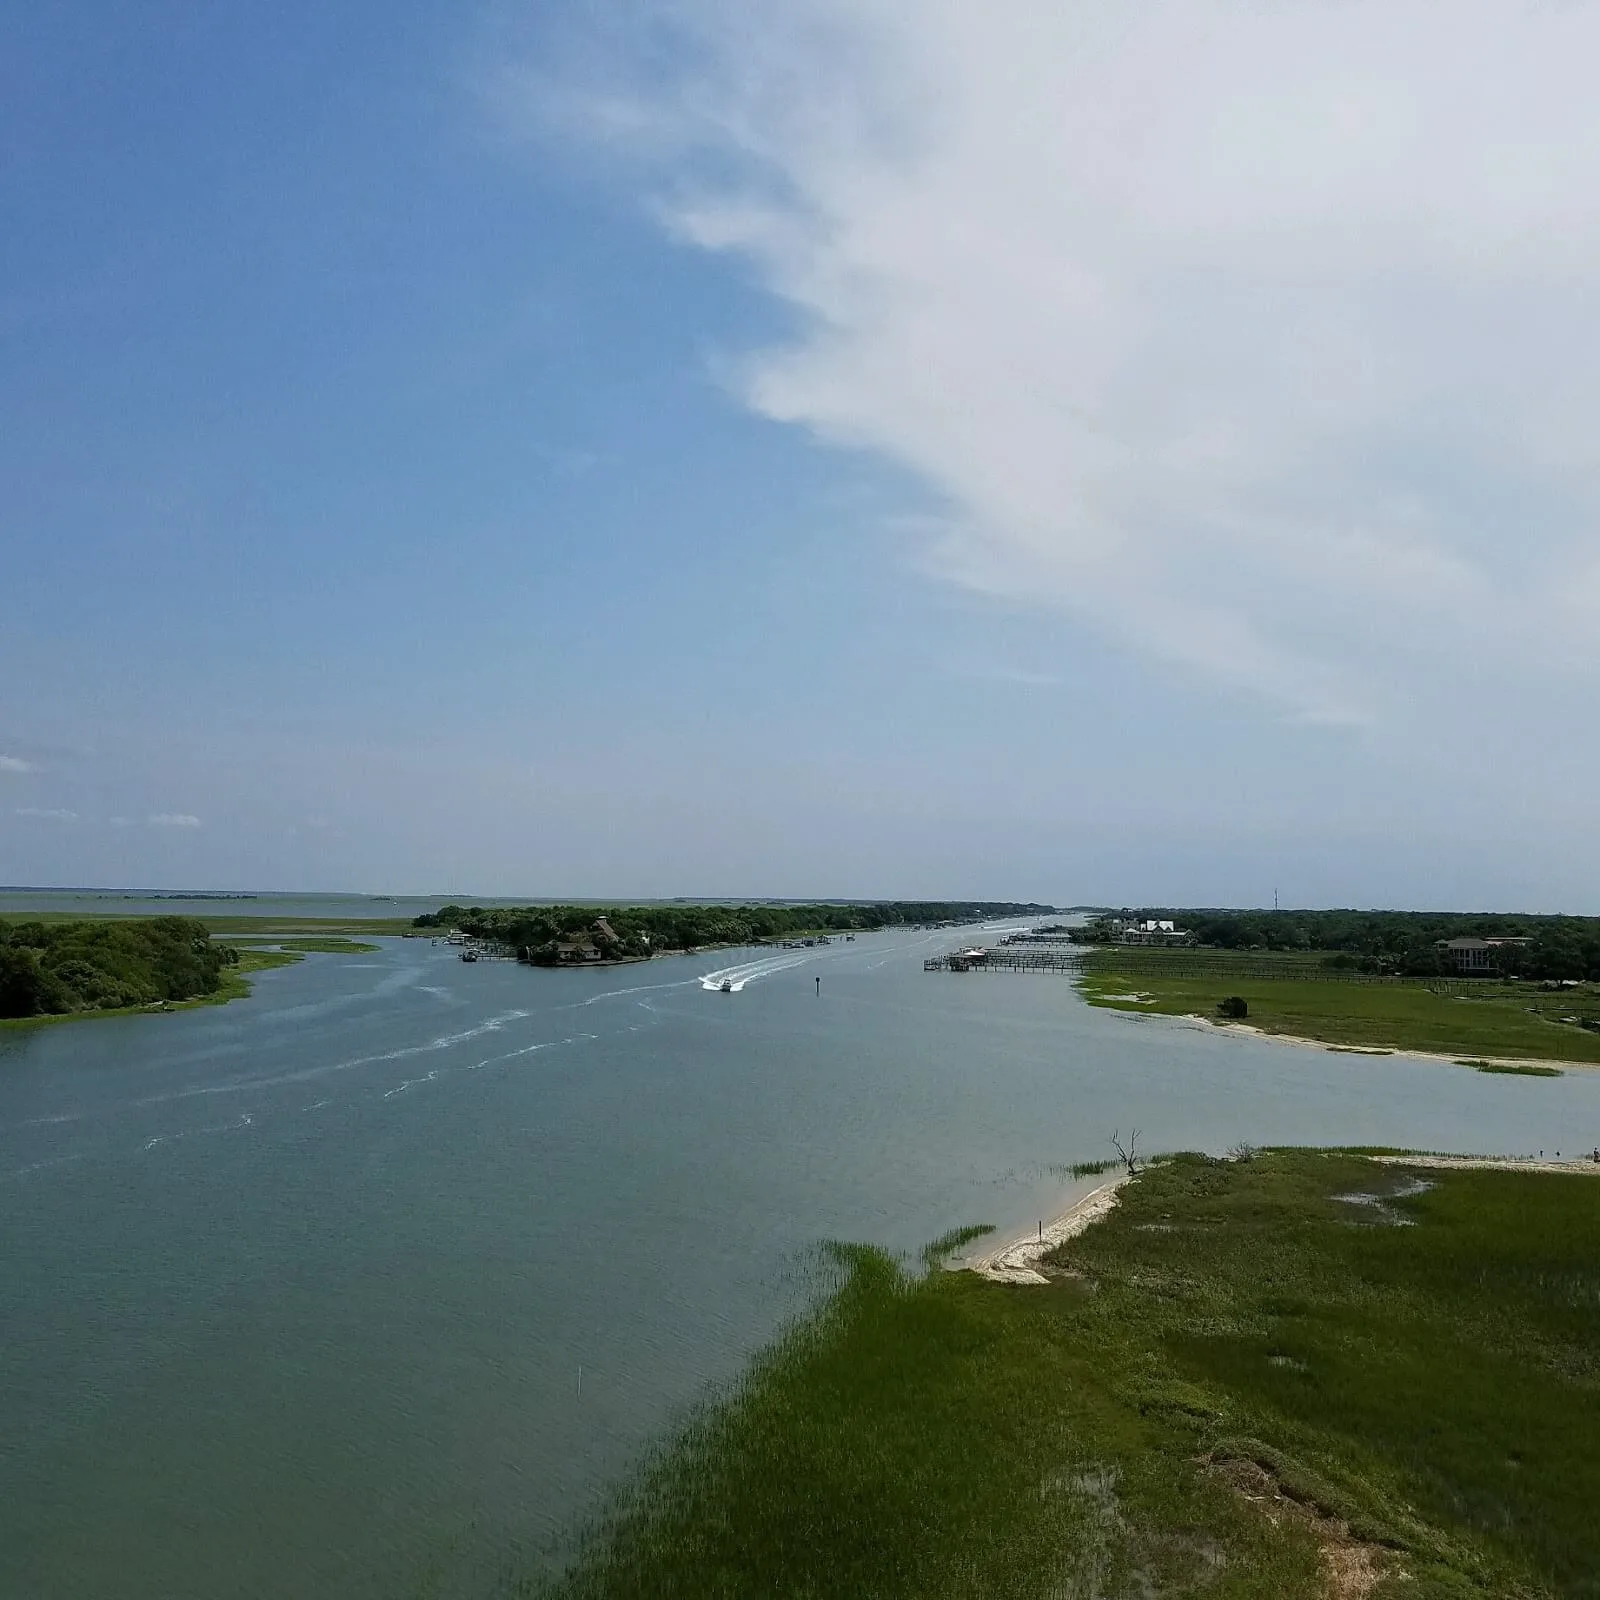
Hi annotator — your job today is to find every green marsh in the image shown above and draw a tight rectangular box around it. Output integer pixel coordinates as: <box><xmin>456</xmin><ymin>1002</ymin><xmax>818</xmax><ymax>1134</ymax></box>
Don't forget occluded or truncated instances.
<box><xmin>1079</xmin><ymin>959</ymin><xmax>1600</xmax><ymax>1065</ymax></box>
<box><xmin>535</xmin><ymin>1152</ymin><xmax>1600</xmax><ymax>1599</ymax></box>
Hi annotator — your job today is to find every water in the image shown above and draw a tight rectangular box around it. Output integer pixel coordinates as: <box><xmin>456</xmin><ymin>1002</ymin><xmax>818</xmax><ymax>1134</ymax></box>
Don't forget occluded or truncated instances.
<box><xmin>0</xmin><ymin>889</ymin><xmax>489</xmax><ymax>921</ymax></box>
<box><xmin>4</xmin><ymin>927</ymin><xmax>1598</xmax><ymax>1597</ymax></box>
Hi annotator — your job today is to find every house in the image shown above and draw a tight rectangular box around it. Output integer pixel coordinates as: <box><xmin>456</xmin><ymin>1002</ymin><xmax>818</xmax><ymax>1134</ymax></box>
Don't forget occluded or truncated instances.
<box><xmin>556</xmin><ymin>939</ymin><xmax>603</xmax><ymax>964</ymax></box>
<box><xmin>1118</xmin><ymin>918</ymin><xmax>1194</xmax><ymax>947</ymax></box>
<box><xmin>1439</xmin><ymin>937</ymin><xmax>1533</xmax><ymax>974</ymax></box>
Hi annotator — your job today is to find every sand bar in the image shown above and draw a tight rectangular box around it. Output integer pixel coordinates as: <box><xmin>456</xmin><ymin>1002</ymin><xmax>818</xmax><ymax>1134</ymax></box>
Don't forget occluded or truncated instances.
<box><xmin>965</xmin><ymin>1176</ymin><xmax>1132</xmax><ymax>1285</ymax></box>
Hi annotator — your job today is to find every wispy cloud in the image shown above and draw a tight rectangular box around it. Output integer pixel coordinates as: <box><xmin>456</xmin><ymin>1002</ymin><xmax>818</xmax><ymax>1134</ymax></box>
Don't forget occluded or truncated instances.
<box><xmin>14</xmin><ymin>806</ymin><xmax>76</xmax><ymax>820</ymax></box>
<box><xmin>148</xmin><ymin>813</ymin><xmax>202</xmax><ymax>828</ymax></box>
<box><xmin>0</xmin><ymin>754</ymin><xmax>36</xmax><ymax>774</ymax></box>
<box><xmin>536</xmin><ymin>1</ymin><xmax>1600</xmax><ymax>738</ymax></box>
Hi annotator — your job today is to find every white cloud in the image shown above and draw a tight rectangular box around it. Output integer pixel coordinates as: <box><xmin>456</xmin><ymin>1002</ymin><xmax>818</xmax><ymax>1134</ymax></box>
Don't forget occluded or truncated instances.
<box><xmin>14</xmin><ymin>806</ymin><xmax>76</xmax><ymax>820</ymax></box>
<box><xmin>0</xmin><ymin>754</ymin><xmax>36</xmax><ymax>774</ymax></box>
<box><xmin>110</xmin><ymin>816</ymin><xmax>135</xmax><ymax>828</ymax></box>
<box><xmin>148</xmin><ymin>813</ymin><xmax>202</xmax><ymax>828</ymax></box>
<box><xmin>540</xmin><ymin>1</ymin><xmax>1600</xmax><ymax>736</ymax></box>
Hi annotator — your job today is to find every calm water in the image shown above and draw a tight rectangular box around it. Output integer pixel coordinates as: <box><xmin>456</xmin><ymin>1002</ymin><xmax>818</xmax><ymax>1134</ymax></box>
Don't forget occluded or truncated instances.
<box><xmin>4</xmin><ymin>928</ymin><xmax>1599</xmax><ymax>1597</ymax></box>
<box><xmin>0</xmin><ymin>890</ymin><xmax>502</xmax><ymax>921</ymax></box>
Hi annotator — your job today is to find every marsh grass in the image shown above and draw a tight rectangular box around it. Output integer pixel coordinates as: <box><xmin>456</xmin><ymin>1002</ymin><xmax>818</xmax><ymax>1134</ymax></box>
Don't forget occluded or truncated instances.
<box><xmin>5</xmin><ymin>909</ymin><xmax>411</xmax><ymax>935</ymax></box>
<box><xmin>531</xmin><ymin>1237</ymin><xmax>1319</xmax><ymax>1600</ymax></box>
<box><xmin>223</xmin><ymin>935</ymin><xmax>380</xmax><ymax>954</ymax></box>
<box><xmin>1079</xmin><ymin>967</ymin><xmax>1600</xmax><ymax>1063</ymax></box>
<box><xmin>919</xmin><ymin>1224</ymin><xmax>994</xmax><ymax>1268</ymax></box>
<box><xmin>531</xmin><ymin>1158</ymin><xmax>1600</xmax><ymax>1593</ymax></box>
<box><xmin>1068</xmin><ymin>1157</ymin><xmax>1120</xmax><ymax>1177</ymax></box>
<box><xmin>529</xmin><ymin>1153</ymin><xmax>1600</xmax><ymax>1600</ymax></box>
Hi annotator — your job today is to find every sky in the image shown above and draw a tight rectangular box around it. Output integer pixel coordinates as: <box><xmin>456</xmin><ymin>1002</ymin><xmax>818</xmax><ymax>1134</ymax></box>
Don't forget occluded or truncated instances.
<box><xmin>4</xmin><ymin>1</ymin><xmax>1599</xmax><ymax>910</ymax></box>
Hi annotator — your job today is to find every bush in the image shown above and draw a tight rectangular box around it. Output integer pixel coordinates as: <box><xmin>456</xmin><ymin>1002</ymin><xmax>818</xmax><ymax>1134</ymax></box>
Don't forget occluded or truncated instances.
<box><xmin>0</xmin><ymin>917</ymin><xmax>228</xmax><ymax>1019</ymax></box>
<box><xmin>1217</xmin><ymin>995</ymin><xmax>1250</xmax><ymax>1019</ymax></box>
<box><xmin>0</xmin><ymin>947</ymin><xmax>69</xmax><ymax>1016</ymax></box>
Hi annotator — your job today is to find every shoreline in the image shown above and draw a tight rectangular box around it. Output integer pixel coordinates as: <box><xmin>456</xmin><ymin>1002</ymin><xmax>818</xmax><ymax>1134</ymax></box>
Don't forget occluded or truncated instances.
<box><xmin>1204</xmin><ymin>1015</ymin><xmax>1600</xmax><ymax>1075</ymax></box>
<box><xmin>960</xmin><ymin>1147</ymin><xmax>1600</xmax><ymax>1285</ymax></box>
<box><xmin>457</xmin><ymin>937</ymin><xmax>830</xmax><ymax>970</ymax></box>
<box><xmin>543</xmin><ymin>1147</ymin><xmax>1600</xmax><ymax>1595</ymax></box>
<box><xmin>1369</xmin><ymin>1152</ymin><xmax>1600</xmax><ymax>1174</ymax></box>
<box><xmin>962</xmin><ymin>1175</ymin><xmax>1132</xmax><ymax>1284</ymax></box>
<box><xmin>1100</xmin><ymin>999</ymin><xmax>1600</xmax><ymax>1075</ymax></box>
<box><xmin>0</xmin><ymin>948</ymin><xmax>301</xmax><ymax>1032</ymax></box>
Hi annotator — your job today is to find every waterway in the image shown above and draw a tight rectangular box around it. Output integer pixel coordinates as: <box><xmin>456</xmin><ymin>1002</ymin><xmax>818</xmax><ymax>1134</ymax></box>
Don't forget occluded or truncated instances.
<box><xmin>4</xmin><ymin>927</ymin><xmax>1598</xmax><ymax>1597</ymax></box>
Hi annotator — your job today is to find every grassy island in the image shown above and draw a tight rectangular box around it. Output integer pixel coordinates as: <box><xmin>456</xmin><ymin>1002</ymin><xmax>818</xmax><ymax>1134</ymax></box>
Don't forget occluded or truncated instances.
<box><xmin>0</xmin><ymin>916</ymin><xmax>302</xmax><ymax>1026</ymax></box>
<box><xmin>1070</xmin><ymin>910</ymin><xmax>1600</xmax><ymax>1065</ymax></box>
<box><xmin>415</xmin><ymin>900</ymin><xmax>1050</xmax><ymax>966</ymax></box>
<box><xmin>537</xmin><ymin>1151</ymin><xmax>1600</xmax><ymax>1599</ymax></box>
<box><xmin>1078</xmin><ymin>956</ymin><xmax>1600</xmax><ymax>1065</ymax></box>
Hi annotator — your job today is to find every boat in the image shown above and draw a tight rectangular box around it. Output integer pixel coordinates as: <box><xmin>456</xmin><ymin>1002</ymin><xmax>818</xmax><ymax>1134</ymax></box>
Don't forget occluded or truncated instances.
<box><xmin>460</xmin><ymin>950</ymin><xmax>478</xmax><ymax>963</ymax></box>
<box><xmin>720</xmin><ymin>978</ymin><xmax>733</xmax><ymax>993</ymax></box>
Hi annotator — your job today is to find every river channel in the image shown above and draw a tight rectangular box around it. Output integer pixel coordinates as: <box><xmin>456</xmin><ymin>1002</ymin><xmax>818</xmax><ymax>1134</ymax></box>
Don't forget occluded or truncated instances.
<box><xmin>4</xmin><ymin>926</ymin><xmax>1598</xmax><ymax>1596</ymax></box>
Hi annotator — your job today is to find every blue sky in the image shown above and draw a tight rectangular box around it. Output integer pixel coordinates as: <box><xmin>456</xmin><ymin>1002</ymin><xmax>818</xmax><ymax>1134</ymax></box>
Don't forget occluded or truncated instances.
<box><xmin>5</xmin><ymin>3</ymin><xmax>1599</xmax><ymax>909</ymax></box>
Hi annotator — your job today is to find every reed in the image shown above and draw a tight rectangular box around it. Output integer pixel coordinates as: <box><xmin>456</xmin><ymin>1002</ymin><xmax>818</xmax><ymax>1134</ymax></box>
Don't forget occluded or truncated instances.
<box><xmin>523</xmin><ymin>1151</ymin><xmax>1600</xmax><ymax>1597</ymax></box>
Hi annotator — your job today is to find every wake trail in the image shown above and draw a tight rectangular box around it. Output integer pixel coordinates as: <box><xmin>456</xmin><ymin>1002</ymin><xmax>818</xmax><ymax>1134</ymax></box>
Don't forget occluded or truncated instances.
<box><xmin>384</xmin><ymin>1071</ymin><xmax>439</xmax><ymax>1099</ymax></box>
<box><xmin>129</xmin><ymin>1009</ymin><xmax>537</xmax><ymax>1107</ymax></box>
<box><xmin>391</xmin><ymin>1029</ymin><xmax>602</xmax><ymax>1091</ymax></box>
<box><xmin>698</xmin><ymin>952</ymin><xmax>812</xmax><ymax>992</ymax></box>
<box><xmin>563</xmin><ymin>977</ymin><xmax>703</xmax><ymax>1009</ymax></box>
<box><xmin>8</xmin><ymin>1152</ymin><xmax>88</xmax><ymax>1181</ymax></box>
<box><xmin>143</xmin><ymin>1113</ymin><xmax>254</xmax><ymax>1152</ymax></box>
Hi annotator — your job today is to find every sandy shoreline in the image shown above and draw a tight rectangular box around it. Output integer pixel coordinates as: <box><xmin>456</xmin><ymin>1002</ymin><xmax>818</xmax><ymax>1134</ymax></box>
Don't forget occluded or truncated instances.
<box><xmin>961</xmin><ymin>1150</ymin><xmax>1600</xmax><ymax>1289</ymax></box>
<box><xmin>1136</xmin><ymin>1009</ymin><xmax>1600</xmax><ymax>1076</ymax></box>
<box><xmin>1215</xmin><ymin>1017</ymin><xmax>1600</xmax><ymax>1074</ymax></box>
<box><xmin>1370</xmin><ymin>1152</ymin><xmax>1600</xmax><ymax>1175</ymax></box>
<box><xmin>963</xmin><ymin>1176</ymin><xmax>1132</xmax><ymax>1285</ymax></box>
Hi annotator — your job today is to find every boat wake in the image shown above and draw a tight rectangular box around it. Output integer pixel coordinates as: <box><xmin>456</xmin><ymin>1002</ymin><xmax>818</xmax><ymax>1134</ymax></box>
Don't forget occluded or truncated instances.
<box><xmin>699</xmin><ymin>953</ymin><xmax>811</xmax><ymax>992</ymax></box>
<box><xmin>143</xmin><ymin>1113</ymin><xmax>254</xmax><ymax>1151</ymax></box>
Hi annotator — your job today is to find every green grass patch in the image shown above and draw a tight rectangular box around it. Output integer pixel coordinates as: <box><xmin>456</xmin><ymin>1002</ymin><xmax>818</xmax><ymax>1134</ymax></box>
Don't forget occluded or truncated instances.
<box><xmin>1457</xmin><ymin>1058</ymin><xmax>1564</xmax><ymax>1078</ymax></box>
<box><xmin>3</xmin><ymin>909</ymin><xmax>412</xmax><ymax>935</ymax></box>
<box><xmin>920</xmin><ymin>1224</ymin><xmax>995</xmax><ymax>1267</ymax></box>
<box><xmin>201</xmin><ymin>915</ymin><xmax>410</xmax><ymax>935</ymax></box>
<box><xmin>529</xmin><ymin>1153</ymin><xmax>1600</xmax><ymax>1599</ymax></box>
<box><xmin>1078</xmin><ymin>966</ymin><xmax>1600</xmax><ymax>1063</ymax></box>
<box><xmin>1068</xmin><ymin>1157</ymin><xmax>1122</xmax><ymax>1177</ymax></box>
<box><xmin>222</xmin><ymin>935</ymin><xmax>379</xmax><ymax>954</ymax></box>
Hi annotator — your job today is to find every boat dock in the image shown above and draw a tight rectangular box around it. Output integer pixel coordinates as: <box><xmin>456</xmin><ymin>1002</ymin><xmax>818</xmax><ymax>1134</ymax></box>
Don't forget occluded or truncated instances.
<box><xmin>924</xmin><ymin>946</ymin><xmax>1085</xmax><ymax>974</ymax></box>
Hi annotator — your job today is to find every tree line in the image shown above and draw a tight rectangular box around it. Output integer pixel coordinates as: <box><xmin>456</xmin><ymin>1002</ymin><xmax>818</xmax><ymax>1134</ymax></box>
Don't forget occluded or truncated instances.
<box><xmin>1073</xmin><ymin>908</ymin><xmax>1600</xmax><ymax>981</ymax></box>
<box><xmin>0</xmin><ymin>917</ymin><xmax>238</xmax><ymax>1019</ymax></box>
<box><xmin>413</xmin><ymin>901</ymin><xmax>1051</xmax><ymax>966</ymax></box>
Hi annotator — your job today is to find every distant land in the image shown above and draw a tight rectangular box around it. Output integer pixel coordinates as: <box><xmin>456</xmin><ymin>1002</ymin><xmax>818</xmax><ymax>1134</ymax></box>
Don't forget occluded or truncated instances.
<box><xmin>1074</xmin><ymin>906</ymin><xmax>1600</xmax><ymax>1066</ymax></box>
<box><xmin>416</xmin><ymin>901</ymin><xmax>1052</xmax><ymax>966</ymax></box>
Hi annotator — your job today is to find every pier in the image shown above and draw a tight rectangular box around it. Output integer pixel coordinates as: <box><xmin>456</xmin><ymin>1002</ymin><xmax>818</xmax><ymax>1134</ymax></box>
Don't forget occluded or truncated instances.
<box><xmin>924</xmin><ymin>947</ymin><xmax>1086</xmax><ymax>974</ymax></box>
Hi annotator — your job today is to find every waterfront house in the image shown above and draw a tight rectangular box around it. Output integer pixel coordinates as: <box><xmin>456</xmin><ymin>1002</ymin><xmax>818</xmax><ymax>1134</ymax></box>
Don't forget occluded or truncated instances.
<box><xmin>1118</xmin><ymin>919</ymin><xmax>1195</xmax><ymax>947</ymax></box>
<box><xmin>1439</xmin><ymin>937</ymin><xmax>1533</xmax><ymax>974</ymax></box>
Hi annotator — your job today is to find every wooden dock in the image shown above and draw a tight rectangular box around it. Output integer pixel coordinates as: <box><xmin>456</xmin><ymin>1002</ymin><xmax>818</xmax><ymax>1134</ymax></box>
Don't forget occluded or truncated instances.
<box><xmin>924</xmin><ymin>948</ymin><xmax>1086</xmax><ymax>974</ymax></box>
